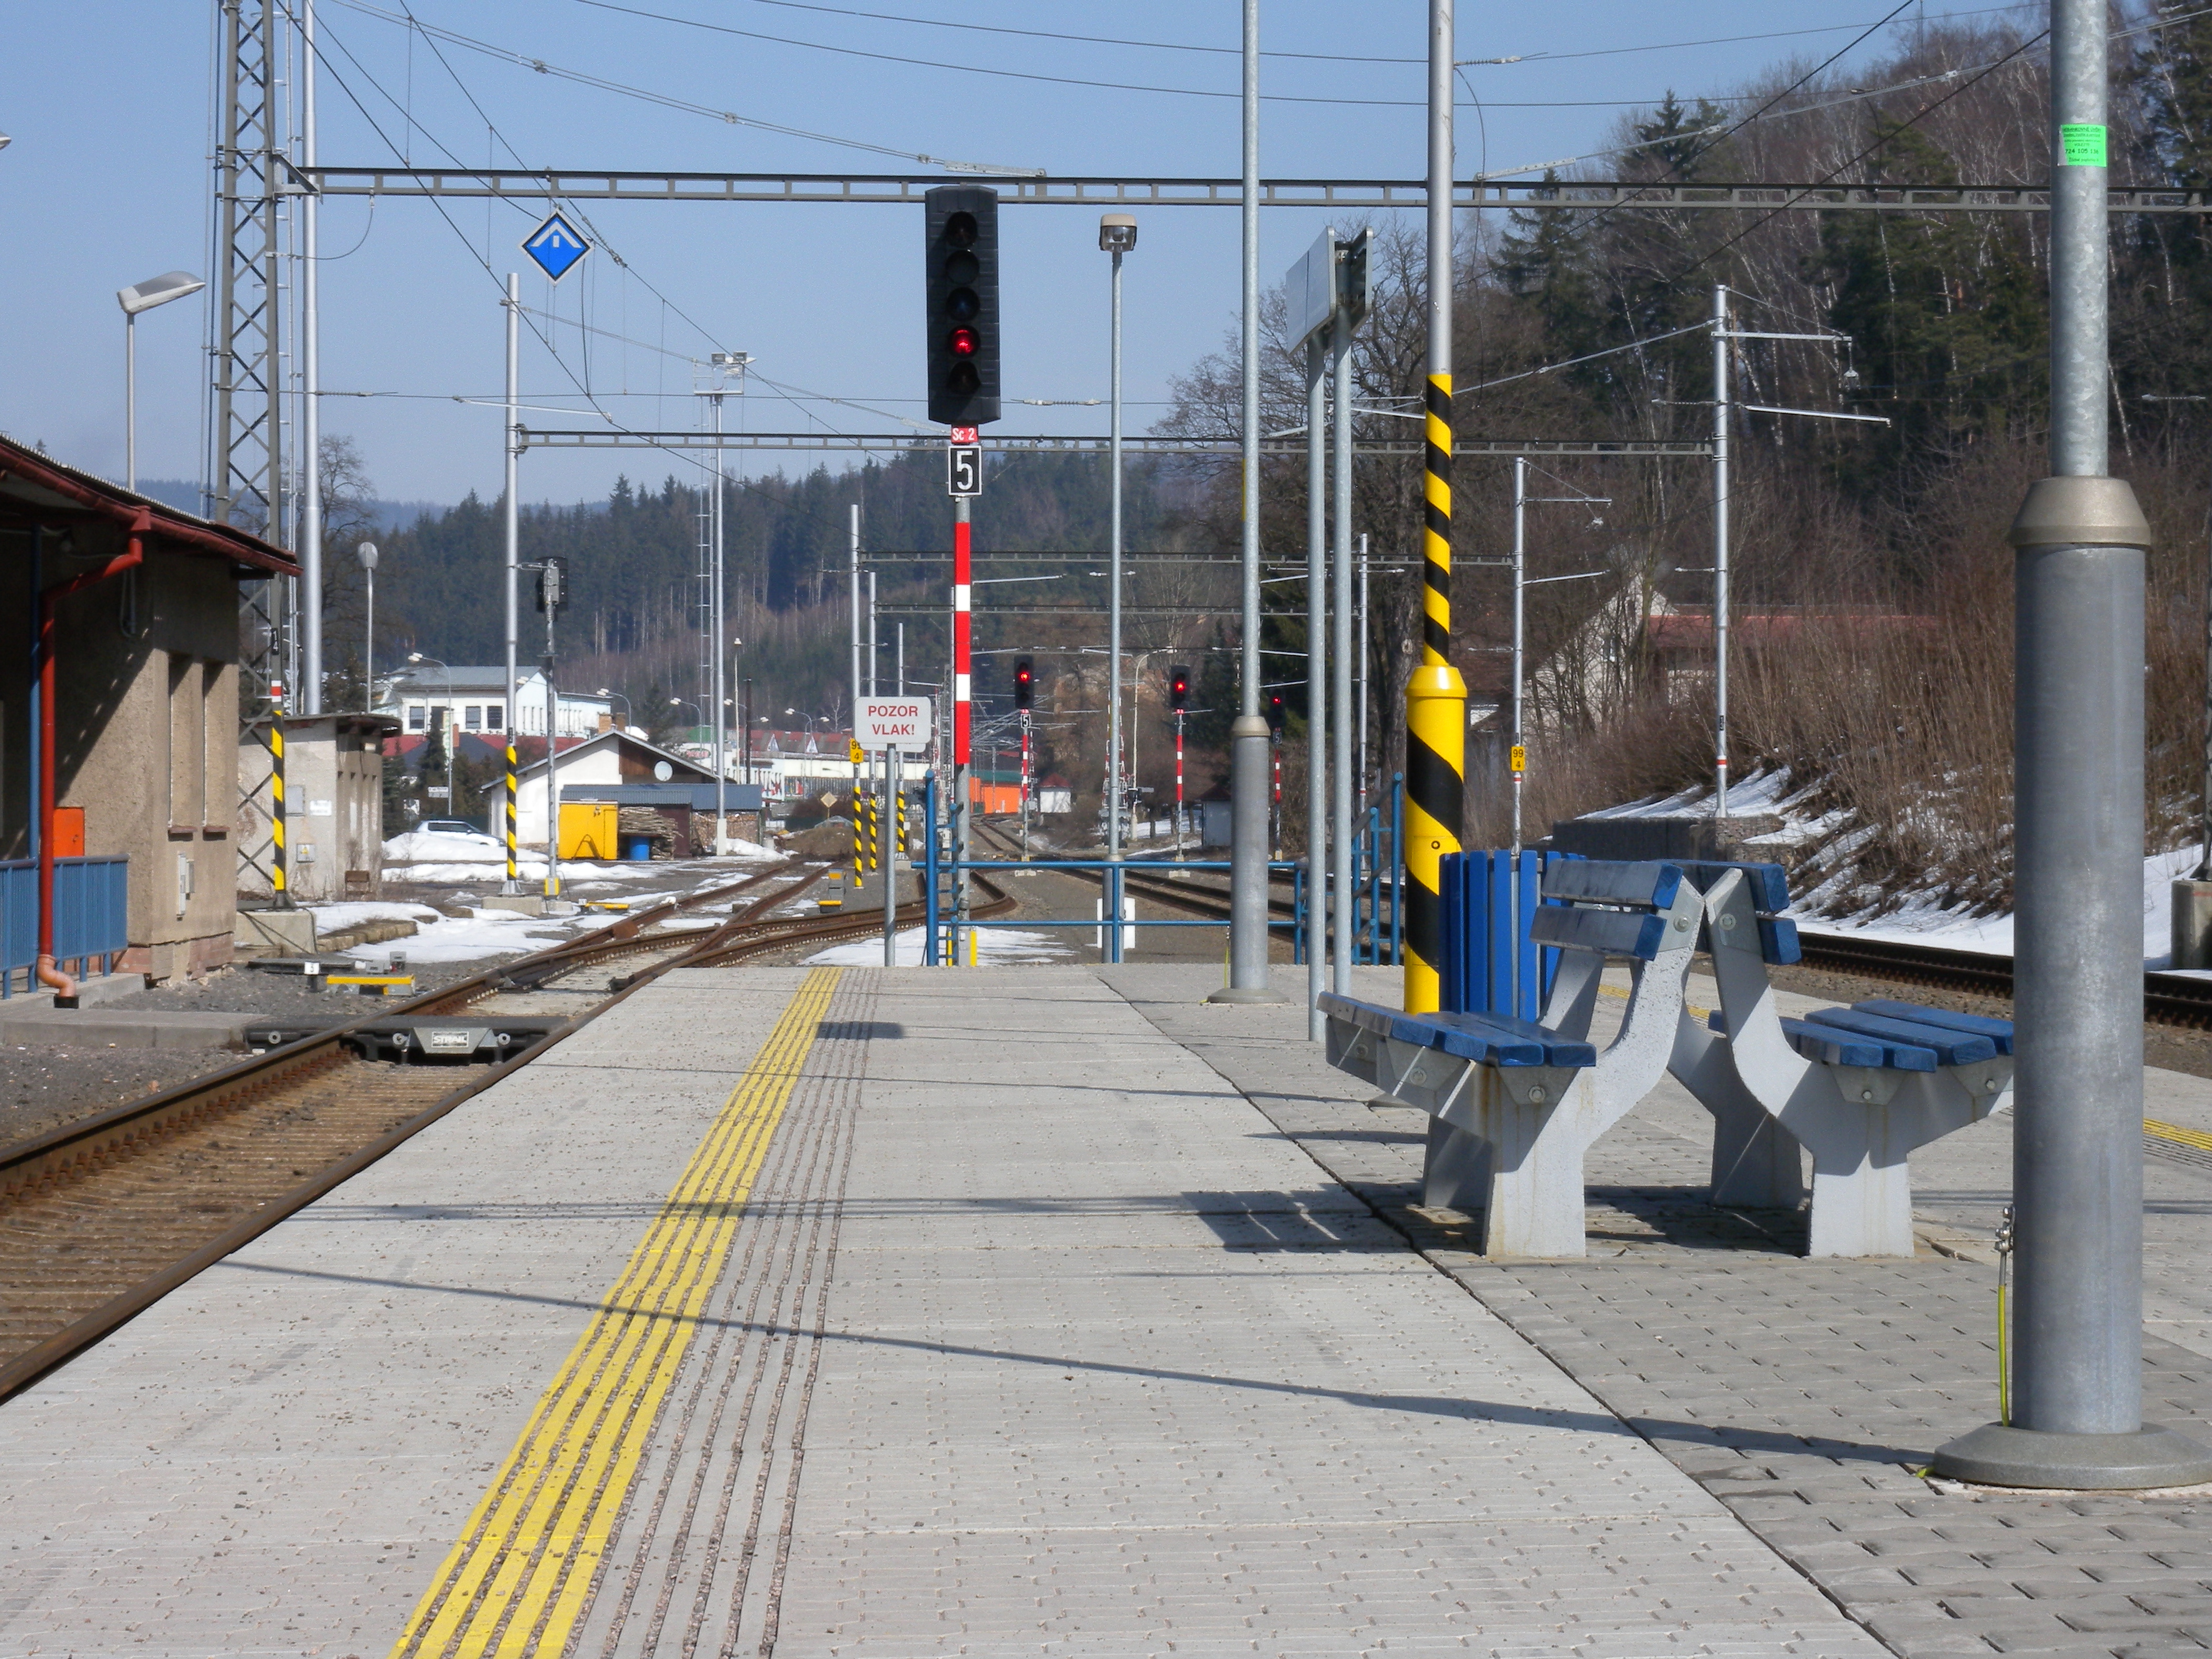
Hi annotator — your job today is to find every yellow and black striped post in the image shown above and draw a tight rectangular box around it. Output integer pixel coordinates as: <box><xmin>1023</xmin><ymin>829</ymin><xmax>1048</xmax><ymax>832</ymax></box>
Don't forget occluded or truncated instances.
<box><xmin>1402</xmin><ymin>371</ymin><xmax>1467</xmax><ymax>1013</ymax></box>
<box><xmin>504</xmin><ymin>738</ymin><xmax>519</xmax><ymax>884</ymax></box>
<box><xmin>269</xmin><ymin>718</ymin><xmax>293</xmax><ymax>910</ymax></box>
<box><xmin>864</xmin><ymin>793</ymin><xmax>880</xmax><ymax>872</ymax></box>
<box><xmin>894</xmin><ymin>784</ymin><xmax>907</xmax><ymax>858</ymax></box>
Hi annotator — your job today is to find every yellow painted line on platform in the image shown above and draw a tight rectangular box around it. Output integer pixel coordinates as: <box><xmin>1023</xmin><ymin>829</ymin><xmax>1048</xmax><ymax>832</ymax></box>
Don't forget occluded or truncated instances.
<box><xmin>2148</xmin><ymin>1117</ymin><xmax>2212</xmax><ymax>1155</ymax></box>
<box><xmin>388</xmin><ymin>966</ymin><xmax>841</xmax><ymax>1659</ymax></box>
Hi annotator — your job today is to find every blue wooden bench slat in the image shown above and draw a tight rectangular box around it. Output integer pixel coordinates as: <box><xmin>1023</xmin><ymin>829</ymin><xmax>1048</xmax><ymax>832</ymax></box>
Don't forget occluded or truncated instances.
<box><xmin>1782</xmin><ymin>1014</ymin><xmax>1938</xmax><ymax>1071</ymax></box>
<box><xmin>1852</xmin><ymin>999</ymin><xmax>2016</xmax><ymax>1056</ymax></box>
<box><xmin>1758</xmin><ymin>915</ymin><xmax>1803</xmax><ymax>966</ymax></box>
<box><xmin>1708</xmin><ymin>1008</ymin><xmax>1941</xmax><ymax>1071</ymax></box>
<box><xmin>1428</xmin><ymin>1010</ymin><xmax>1597</xmax><ymax>1070</ymax></box>
<box><xmin>1530</xmin><ymin>904</ymin><xmax>1669</xmax><ymax>960</ymax></box>
<box><xmin>1802</xmin><ymin>1007</ymin><xmax>1997</xmax><ymax>1066</ymax></box>
<box><xmin>1540</xmin><ymin>858</ymin><xmax>1683</xmax><ymax>911</ymax></box>
<box><xmin>1677</xmin><ymin>859</ymin><xmax>1791</xmax><ymax>914</ymax></box>
<box><xmin>1319</xmin><ymin>993</ymin><xmax>1595</xmax><ymax>1070</ymax></box>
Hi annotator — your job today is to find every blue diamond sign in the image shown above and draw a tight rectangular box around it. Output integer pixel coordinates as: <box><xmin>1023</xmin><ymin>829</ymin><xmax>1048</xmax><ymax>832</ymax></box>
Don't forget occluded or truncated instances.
<box><xmin>521</xmin><ymin>212</ymin><xmax>590</xmax><ymax>282</ymax></box>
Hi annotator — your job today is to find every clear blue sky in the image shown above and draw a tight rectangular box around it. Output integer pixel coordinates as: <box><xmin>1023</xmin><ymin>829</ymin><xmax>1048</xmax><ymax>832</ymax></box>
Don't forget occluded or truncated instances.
<box><xmin>1</xmin><ymin>1</ymin><xmax>2033</xmax><ymax>510</ymax></box>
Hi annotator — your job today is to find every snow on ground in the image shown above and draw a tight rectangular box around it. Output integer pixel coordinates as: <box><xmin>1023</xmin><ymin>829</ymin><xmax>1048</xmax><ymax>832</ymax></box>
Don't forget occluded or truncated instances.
<box><xmin>1569</xmin><ymin>767</ymin><xmax>2204</xmax><ymax>968</ymax></box>
<box><xmin>382</xmin><ymin>830</ymin><xmax>505</xmax><ymax>861</ymax></box>
<box><xmin>305</xmin><ymin>900</ymin><xmax>443</xmax><ymax>930</ymax></box>
<box><xmin>1795</xmin><ymin>844</ymin><xmax>2204</xmax><ymax>970</ymax></box>
<box><xmin>805</xmin><ymin>925</ymin><xmax>1072</xmax><ymax>967</ymax></box>
<box><xmin>337</xmin><ymin>909</ymin><xmax>582</xmax><ymax>964</ymax></box>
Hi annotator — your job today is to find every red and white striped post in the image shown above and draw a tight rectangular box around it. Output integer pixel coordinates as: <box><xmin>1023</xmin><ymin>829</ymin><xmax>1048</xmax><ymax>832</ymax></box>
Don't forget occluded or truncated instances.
<box><xmin>1174</xmin><ymin>709</ymin><xmax>1185</xmax><ymax>859</ymax></box>
<box><xmin>951</xmin><ymin>425</ymin><xmax>976</xmax><ymax>961</ymax></box>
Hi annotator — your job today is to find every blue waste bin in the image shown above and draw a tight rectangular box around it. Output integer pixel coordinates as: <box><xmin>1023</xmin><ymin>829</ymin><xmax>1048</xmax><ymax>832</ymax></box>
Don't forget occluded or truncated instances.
<box><xmin>622</xmin><ymin>834</ymin><xmax>654</xmax><ymax>861</ymax></box>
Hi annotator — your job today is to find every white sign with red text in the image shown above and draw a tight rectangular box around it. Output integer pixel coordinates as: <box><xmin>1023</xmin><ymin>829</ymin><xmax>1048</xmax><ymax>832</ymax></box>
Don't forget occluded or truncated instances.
<box><xmin>856</xmin><ymin>696</ymin><xmax>934</xmax><ymax>753</ymax></box>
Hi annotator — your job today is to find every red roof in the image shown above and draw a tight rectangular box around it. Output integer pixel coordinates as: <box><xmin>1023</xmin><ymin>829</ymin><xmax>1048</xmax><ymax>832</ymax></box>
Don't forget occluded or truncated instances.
<box><xmin>0</xmin><ymin>434</ymin><xmax>297</xmax><ymax>576</ymax></box>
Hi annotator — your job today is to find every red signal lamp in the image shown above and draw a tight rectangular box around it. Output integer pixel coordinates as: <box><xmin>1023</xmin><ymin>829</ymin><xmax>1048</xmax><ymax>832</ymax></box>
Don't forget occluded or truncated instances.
<box><xmin>948</xmin><ymin>327</ymin><xmax>979</xmax><ymax>357</ymax></box>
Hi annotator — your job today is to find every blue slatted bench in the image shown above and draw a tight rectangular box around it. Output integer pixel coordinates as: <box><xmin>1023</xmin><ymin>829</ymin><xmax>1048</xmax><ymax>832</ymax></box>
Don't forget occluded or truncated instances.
<box><xmin>1667</xmin><ymin>863</ymin><xmax>2015</xmax><ymax>1257</ymax></box>
<box><xmin>1321</xmin><ymin>856</ymin><xmax>1703</xmax><ymax>1258</ymax></box>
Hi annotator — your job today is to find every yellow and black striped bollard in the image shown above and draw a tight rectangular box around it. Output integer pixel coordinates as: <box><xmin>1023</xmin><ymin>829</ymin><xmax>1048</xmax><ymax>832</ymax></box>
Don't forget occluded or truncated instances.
<box><xmin>1402</xmin><ymin>370</ymin><xmax>1466</xmax><ymax>1013</ymax></box>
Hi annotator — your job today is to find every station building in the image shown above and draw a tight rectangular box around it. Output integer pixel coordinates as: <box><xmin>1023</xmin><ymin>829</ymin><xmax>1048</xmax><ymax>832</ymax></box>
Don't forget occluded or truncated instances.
<box><xmin>0</xmin><ymin>437</ymin><xmax>296</xmax><ymax>985</ymax></box>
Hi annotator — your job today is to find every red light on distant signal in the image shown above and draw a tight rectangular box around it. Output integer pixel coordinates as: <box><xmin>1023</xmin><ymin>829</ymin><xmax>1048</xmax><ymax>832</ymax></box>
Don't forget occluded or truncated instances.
<box><xmin>949</xmin><ymin>327</ymin><xmax>979</xmax><ymax>357</ymax></box>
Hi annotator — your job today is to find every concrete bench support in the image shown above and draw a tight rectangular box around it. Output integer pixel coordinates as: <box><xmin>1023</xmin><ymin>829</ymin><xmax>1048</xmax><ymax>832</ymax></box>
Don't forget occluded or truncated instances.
<box><xmin>1670</xmin><ymin>867</ymin><xmax>2014</xmax><ymax>1257</ymax></box>
<box><xmin>1324</xmin><ymin>858</ymin><xmax>1704</xmax><ymax>1257</ymax></box>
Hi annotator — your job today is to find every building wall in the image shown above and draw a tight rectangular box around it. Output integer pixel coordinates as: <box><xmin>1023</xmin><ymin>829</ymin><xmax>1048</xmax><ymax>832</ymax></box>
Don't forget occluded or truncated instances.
<box><xmin>237</xmin><ymin>717</ymin><xmax>390</xmax><ymax>904</ymax></box>
<box><xmin>514</xmin><ymin>747</ymin><xmax>623</xmax><ymax>847</ymax></box>
<box><xmin>48</xmin><ymin>552</ymin><xmax>242</xmax><ymax>980</ymax></box>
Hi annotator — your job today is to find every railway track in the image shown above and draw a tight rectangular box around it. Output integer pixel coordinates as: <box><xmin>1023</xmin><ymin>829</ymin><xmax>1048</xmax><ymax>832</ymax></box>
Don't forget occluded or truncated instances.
<box><xmin>1790</xmin><ymin>930</ymin><xmax>2212</xmax><ymax>1032</ymax></box>
<box><xmin>975</xmin><ymin>823</ymin><xmax>1297</xmax><ymax>925</ymax></box>
<box><xmin>0</xmin><ymin>860</ymin><xmax>1012</xmax><ymax>1401</ymax></box>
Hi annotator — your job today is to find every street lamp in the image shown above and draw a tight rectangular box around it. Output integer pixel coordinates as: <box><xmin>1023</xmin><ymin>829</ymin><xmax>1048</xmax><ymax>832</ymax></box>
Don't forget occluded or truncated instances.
<box><xmin>116</xmin><ymin>270</ymin><xmax>205</xmax><ymax>491</ymax></box>
<box><xmin>1099</xmin><ymin>213</ymin><xmax>1136</xmax><ymax>904</ymax></box>
<box><xmin>357</xmin><ymin>542</ymin><xmax>378</xmax><ymax>711</ymax></box>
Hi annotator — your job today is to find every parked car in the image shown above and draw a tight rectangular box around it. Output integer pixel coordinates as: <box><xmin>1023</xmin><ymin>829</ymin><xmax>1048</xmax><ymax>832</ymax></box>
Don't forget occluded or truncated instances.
<box><xmin>418</xmin><ymin>819</ymin><xmax>486</xmax><ymax>838</ymax></box>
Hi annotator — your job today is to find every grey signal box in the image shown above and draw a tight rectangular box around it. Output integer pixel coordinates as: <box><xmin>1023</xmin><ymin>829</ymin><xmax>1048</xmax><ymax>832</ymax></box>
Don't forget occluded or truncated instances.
<box><xmin>925</xmin><ymin>185</ymin><xmax>1000</xmax><ymax>428</ymax></box>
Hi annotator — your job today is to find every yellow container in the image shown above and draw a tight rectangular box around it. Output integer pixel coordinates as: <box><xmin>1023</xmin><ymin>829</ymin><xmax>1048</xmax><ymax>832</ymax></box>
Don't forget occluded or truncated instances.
<box><xmin>558</xmin><ymin>802</ymin><xmax>618</xmax><ymax>860</ymax></box>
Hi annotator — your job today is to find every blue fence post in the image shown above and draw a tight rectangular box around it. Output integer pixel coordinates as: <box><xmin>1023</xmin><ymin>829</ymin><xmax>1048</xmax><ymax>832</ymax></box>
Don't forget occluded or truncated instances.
<box><xmin>1388</xmin><ymin>773</ymin><xmax>1404</xmax><ymax>968</ymax></box>
<box><xmin>923</xmin><ymin>772</ymin><xmax>940</xmax><ymax>967</ymax></box>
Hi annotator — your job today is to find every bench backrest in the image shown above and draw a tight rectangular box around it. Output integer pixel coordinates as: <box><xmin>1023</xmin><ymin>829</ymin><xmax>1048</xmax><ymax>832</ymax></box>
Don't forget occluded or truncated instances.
<box><xmin>1678</xmin><ymin>859</ymin><xmax>1801</xmax><ymax>965</ymax></box>
<box><xmin>1528</xmin><ymin>858</ymin><xmax>1690</xmax><ymax>962</ymax></box>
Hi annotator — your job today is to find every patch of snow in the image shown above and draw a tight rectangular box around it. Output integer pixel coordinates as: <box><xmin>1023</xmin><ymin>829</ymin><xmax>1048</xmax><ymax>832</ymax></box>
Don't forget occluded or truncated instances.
<box><xmin>338</xmin><ymin>908</ymin><xmax>580</xmax><ymax>964</ymax></box>
<box><xmin>382</xmin><ymin>829</ymin><xmax>504</xmax><ymax>861</ymax></box>
<box><xmin>804</xmin><ymin>925</ymin><xmax>1073</xmax><ymax>967</ymax></box>
<box><xmin>1797</xmin><ymin>844</ymin><xmax>2204</xmax><ymax>970</ymax></box>
<box><xmin>306</xmin><ymin>900</ymin><xmax>441</xmax><ymax>928</ymax></box>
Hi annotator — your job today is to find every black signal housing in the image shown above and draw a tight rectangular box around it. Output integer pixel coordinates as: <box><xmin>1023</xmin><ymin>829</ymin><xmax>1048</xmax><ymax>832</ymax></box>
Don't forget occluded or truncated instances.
<box><xmin>925</xmin><ymin>186</ymin><xmax>1001</xmax><ymax>426</ymax></box>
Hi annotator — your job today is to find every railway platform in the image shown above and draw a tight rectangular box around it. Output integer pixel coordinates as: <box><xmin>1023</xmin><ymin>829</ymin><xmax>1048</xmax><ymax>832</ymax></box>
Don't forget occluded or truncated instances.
<box><xmin>0</xmin><ymin>961</ymin><xmax>2206</xmax><ymax>1656</ymax></box>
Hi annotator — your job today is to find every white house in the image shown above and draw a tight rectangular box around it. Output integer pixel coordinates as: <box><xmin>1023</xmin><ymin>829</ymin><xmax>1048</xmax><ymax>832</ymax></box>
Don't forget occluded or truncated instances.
<box><xmin>377</xmin><ymin>666</ymin><xmax>611</xmax><ymax>741</ymax></box>
<box><xmin>508</xmin><ymin>729</ymin><xmax>719</xmax><ymax>848</ymax></box>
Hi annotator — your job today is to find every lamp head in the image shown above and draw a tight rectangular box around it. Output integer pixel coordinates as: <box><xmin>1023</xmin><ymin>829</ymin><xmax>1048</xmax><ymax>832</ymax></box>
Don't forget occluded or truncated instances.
<box><xmin>356</xmin><ymin>540</ymin><xmax>378</xmax><ymax>571</ymax></box>
<box><xmin>1098</xmin><ymin>214</ymin><xmax>1138</xmax><ymax>254</ymax></box>
<box><xmin>117</xmin><ymin>270</ymin><xmax>206</xmax><ymax>316</ymax></box>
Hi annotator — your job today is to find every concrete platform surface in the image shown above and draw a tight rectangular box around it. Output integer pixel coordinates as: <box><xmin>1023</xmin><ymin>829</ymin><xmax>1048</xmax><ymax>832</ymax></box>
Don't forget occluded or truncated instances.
<box><xmin>0</xmin><ymin>964</ymin><xmax>1889</xmax><ymax>1657</ymax></box>
<box><xmin>0</xmin><ymin>1006</ymin><xmax>253</xmax><ymax>1049</ymax></box>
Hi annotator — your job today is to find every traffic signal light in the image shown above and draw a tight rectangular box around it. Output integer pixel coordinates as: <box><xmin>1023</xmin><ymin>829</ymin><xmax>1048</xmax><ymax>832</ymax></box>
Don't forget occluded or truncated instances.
<box><xmin>536</xmin><ymin>556</ymin><xmax>568</xmax><ymax>613</ymax></box>
<box><xmin>1013</xmin><ymin>658</ymin><xmax>1034</xmax><ymax>710</ymax></box>
<box><xmin>1266</xmin><ymin>692</ymin><xmax>1286</xmax><ymax>735</ymax></box>
<box><xmin>925</xmin><ymin>185</ymin><xmax>1001</xmax><ymax>427</ymax></box>
<box><xmin>1168</xmin><ymin>665</ymin><xmax>1191</xmax><ymax>711</ymax></box>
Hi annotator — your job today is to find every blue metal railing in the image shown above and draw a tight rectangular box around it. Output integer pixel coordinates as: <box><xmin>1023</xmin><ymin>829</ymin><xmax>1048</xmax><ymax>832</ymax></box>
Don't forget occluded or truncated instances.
<box><xmin>0</xmin><ymin>856</ymin><xmax>130</xmax><ymax>997</ymax></box>
<box><xmin>919</xmin><ymin>770</ymin><xmax>1402</xmax><ymax>968</ymax></box>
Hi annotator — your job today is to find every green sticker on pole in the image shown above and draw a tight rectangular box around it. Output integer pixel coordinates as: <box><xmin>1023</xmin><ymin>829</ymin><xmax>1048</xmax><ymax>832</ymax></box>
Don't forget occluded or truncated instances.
<box><xmin>2060</xmin><ymin>124</ymin><xmax>2107</xmax><ymax>167</ymax></box>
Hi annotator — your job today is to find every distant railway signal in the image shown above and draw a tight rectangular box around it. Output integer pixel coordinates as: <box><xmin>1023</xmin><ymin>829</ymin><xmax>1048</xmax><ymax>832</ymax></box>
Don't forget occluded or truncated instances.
<box><xmin>1266</xmin><ymin>692</ymin><xmax>1286</xmax><ymax>736</ymax></box>
<box><xmin>925</xmin><ymin>186</ymin><xmax>1000</xmax><ymax>427</ymax></box>
<box><xmin>1013</xmin><ymin>658</ymin><xmax>1034</xmax><ymax>710</ymax></box>
<box><xmin>1169</xmin><ymin>665</ymin><xmax>1190</xmax><ymax>711</ymax></box>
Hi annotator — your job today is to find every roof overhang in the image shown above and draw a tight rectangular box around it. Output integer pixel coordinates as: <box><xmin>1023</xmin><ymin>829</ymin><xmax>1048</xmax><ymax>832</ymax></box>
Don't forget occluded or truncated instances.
<box><xmin>0</xmin><ymin>435</ymin><xmax>297</xmax><ymax>577</ymax></box>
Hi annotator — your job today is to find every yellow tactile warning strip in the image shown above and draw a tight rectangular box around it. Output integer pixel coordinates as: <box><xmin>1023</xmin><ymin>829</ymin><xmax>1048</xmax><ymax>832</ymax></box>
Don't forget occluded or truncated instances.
<box><xmin>1599</xmin><ymin>982</ymin><xmax>2210</xmax><ymax>1162</ymax></box>
<box><xmin>388</xmin><ymin>966</ymin><xmax>842</xmax><ymax>1659</ymax></box>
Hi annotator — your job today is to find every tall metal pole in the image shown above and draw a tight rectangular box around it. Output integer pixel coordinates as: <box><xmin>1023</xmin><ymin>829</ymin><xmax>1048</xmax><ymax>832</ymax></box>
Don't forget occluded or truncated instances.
<box><xmin>501</xmin><ymin>273</ymin><xmax>522</xmax><ymax>893</ymax></box>
<box><xmin>897</xmin><ymin>621</ymin><xmax>905</xmax><ymax>695</ymax></box>
<box><xmin>883</xmin><ymin>744</ymin><xmax>900</xmax><ymax>966</ymax></box>
<box><xmin>1711</xmin><ymin>283</ymin><xmax>1732</xmax><ymax>819</ymax></box>
<box><xmin>953</xmin><ymin>495</ymin><xmax>972</xmax><ymax>964</ymax></box>
<box><xmin>711</xmin><ymin>384</ymin><xmax>728</xmax><ymax>854</ymax></box>
<box><xmin>126</xmin><ymin>314</ymin><xmax>140</xmax><ymax>492</ymax></box>
<box><xmin>1358</xmin><ymin>533</ymin><xmax>1370</xmax><ymax>811</ymax></box>
<box><xmin>1304</xmin><ymin>334</ymin><xmax>1329</xmax><ymax>1034</ymax></box>
<box><xmin>298</xmin><ymin>0</ymin><xmax>323</xmax><ymax>716</ymax></box>
<box><xmin>1403</xmin><ymin>0</ymin><xmax>1466</xmax><ymax>1015</ymax></box>
<box><xmin>868</xmin><ymin>570</ymin><xmax>878</xmax><ymax>696</ymax></box>
<box><xmin>1932</xmin><ymin>0</ymin><xmax>2212</xmax><ymax>1493</ymax></box>
<box><xmin>849</xmin><ymin>503</ymin><xmax>862</xmax><ymax>728</ymax></box>
<box><xmin>542</xmin><ymin>593</ymin><xmax>561</xmax><ymax>901</ymax></box>
<box><xmin>1511</xmin><ymin>457</ymin><xmax>1527</xmax><ymax>866</ymax></box>
<box><xmin>1332</xmin><ymin>306</ymin><xmax>1356</xmax><ymax>1000</ymax></box>
<box><xmin>1215</xmin><ymin>0</ymin><xmax>1281</xmax><ymax>1003</ymax></box>
<box><xmin>1108</xmin><ymin>241</ymin><xmax>1126</xmax><ymax>924</ymax></box>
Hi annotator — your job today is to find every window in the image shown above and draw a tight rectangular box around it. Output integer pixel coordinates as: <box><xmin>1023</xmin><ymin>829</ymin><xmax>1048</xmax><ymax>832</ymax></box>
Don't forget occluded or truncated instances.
<box><xmin>464</xmin><ymin>705</ymin><xmax>482</xmax><ymax>730</ymax></box>
<box><xmin>408</xmin><ymin>705</ymin><xmax>425</xmax><ymax>732</ymax></box>
<box><xmin>487</xmin><ymin>703</ymin><xmax>504</xmax><ymax>729</ymax></box>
